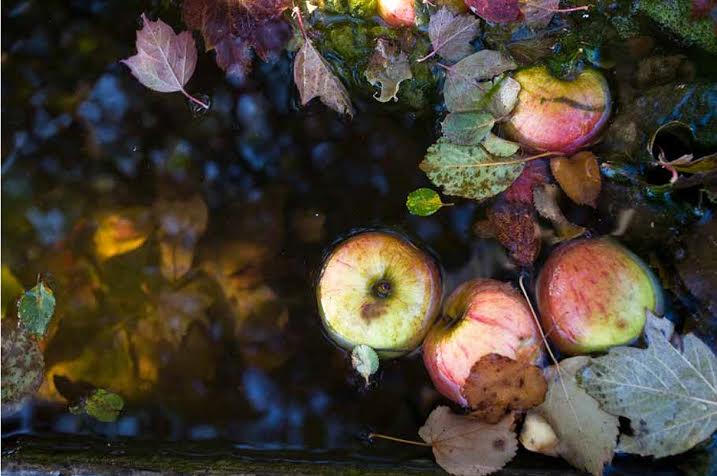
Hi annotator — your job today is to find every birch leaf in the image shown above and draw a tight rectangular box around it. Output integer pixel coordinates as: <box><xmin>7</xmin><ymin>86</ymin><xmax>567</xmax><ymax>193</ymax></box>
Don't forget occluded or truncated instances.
<box><xmin>425</xmin><ymin>7</ymin><xmax>480</xmax><ymax>63</ymax></box>
<box><xmin>419</xmin><ymin>406</ymin><xmax>518</xmax><ymax>476</ymax></box>
<box><xmin>406</xmin><ymin>188</ymin><xmax>450</xmax><ymax>216</ymax></box>
<box><xmin>17</xmin><ymin>281</ymin><xmax>56</xmax><ymax>337</ymax></box>
<box><xmin>482</xmin><ymin>133</ymin><xmax>520</xmax><ymax>157</ymax></box>
<box><xmin>365</xmin><ymin>39</ymin><xmax>412</xmax><ymax>103</ymax></box>
<box><xmin>294</xmin><ymin>36</ymin><xmax>354</xmax><ymax>117</ymax></box>
<box><xmin>580</xmin><ymin>316</ymin><xmax>717</xmax><ymax>458</ymax></box>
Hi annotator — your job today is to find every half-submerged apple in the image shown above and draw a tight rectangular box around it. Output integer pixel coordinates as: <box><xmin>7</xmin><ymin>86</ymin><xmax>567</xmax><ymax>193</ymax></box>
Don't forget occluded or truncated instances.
<box><xmin>423</xmin><ymin>279</ymin><xmax>543</xmax><ymax>406</ymax></box>
<box><xmin>536</xmin><ymin>238</ymin><xmax>664</xmax><ymax>355</ymax></box>
<box><xmin>317</xmin><ymin>230</ymin><xmax>442</xmax><ymax>358</ymax></box>
<box><xmin>377</xmin><ymin>0</ymin><xmax>415</xmax><ymax>27</ymax></box>
<box><xmin>505</xmin><ymin>66</ymin><xmax>611</xmax><ymax>154</ymax></box>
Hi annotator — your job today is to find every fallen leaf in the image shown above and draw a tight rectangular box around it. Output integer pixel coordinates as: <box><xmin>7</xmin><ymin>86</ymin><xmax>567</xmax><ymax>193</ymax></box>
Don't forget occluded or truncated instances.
<box><xmin>70</xmin><ymin>388</ymin><xmax>125</xmax><ymax>423</ymax></box>
<box><xmin>1</xmin><ymin>317</ymin><xmax>44</xmax><ymax>406</ymax></box>
<box><xmin>533</xmin><ymin>184</ymin><xmax>586</xmax><ymax>240</ymax></box>
<box><xmin>17</xmin><ymin>281</ymin><xmax>56</xmax><ymax>337</ymax></box>
<box><xmin>442</xmin><ymin>111</ymin><xmax>495</xmax><ymax>145</ymax></box>
<box><xmin>214</xmin><ymin>37</ymin><xmax>254</xmax><ymax>80</ymax></box>
<box><xmin>406</xmin><ymin>188</ymin><xmax>450</xmax><ymax>216</ymax></box>
<box><xmin>487</xmin><ymin>201</ymin><xmax>541</xmax><ymax>266</ymax></box>
<box><xmin>294</xmin><ymin>33</ymin><xmax>354</xmax><ymax>117</ymax></box>
<box><xmin>420</xmin><ymin>139</ymin><xmax>525</xmax><ymax>201</ymax></box>
<box><xmin>482</xmin><ymin>133</ymin><xmax>520</xmax><ymax>157</ymax></box>
<box><xmin>503</xmin><ymin>158</ymin><xmax>549</xmax><ymax>205</ymax></box>
<box><xmin>486</xmin><ymin>76</ymin><xmax>521</xmax><ymax>119</ymax></box>
<box><xmin>93</xmin><ymin>208</ymin><xmax>153</xmax><ymax>261</ymax></box>
<box><xmin>520</xmin><ymin>0</ymin><xmax>560</xmax><ymax>28</ymax></box>
<box><xmin>519</xmin><ymin>413</ymin><xmax>559</xmax><ymax>456</ymax></box>
<box><xmin>365</xmin><ymin>39</ymin><xmax>413</xmax><ymax>103</ymax></box>
<box><xmin>444</xmin><ymin>51</ymin><xmax>517</xmax><ymax>112</ymax></box>
<box><xmin>528</xmin><ymin>356</ymin><xmax>619</xmax><ymax>476</ymax></box>
<box><xmin>467</xmin><ymin>0</ymin><xmax>521</xmax><ymax>23</ymax></box>
<box><xmin>550</xmin><ymin>151</ymin><xmax>601</xmax><ymax>207</ymax></box>
<box><xmin>423</xmin><ymin>7</ymin><xmax>480</xmax><ymax>63</ymax></box>
<box><xmin>154</xmin><ymin>195</ymin><xmax>209</xmax><ymax>282</ymax></box>
<box><xmin>351</xmin><ymin>344</ymin><xmax>379</xmax><ymax>385</ymax></box>
<box><xmin>580</xmin><ymin>313</ymin><xmax>717</xmax><ymax>458</ymax></box>
<box><xmin>419</xmin><ymin>406</ymin><xmax>518</xmax><ymax>476</ymax></box>
<box><xmin>121</xmin><ymin>15</ymin><xmax>208</xmax><ymax>109</ymax></box>
<box><xmin>462</xmin><ymin>353</ymin><xmax>547</xmax><ymax>424</ymax></box>
<box><xmin>156</xmin><ymin>282</ymin><xmax>213</xmax><ymax>348</ymax></box>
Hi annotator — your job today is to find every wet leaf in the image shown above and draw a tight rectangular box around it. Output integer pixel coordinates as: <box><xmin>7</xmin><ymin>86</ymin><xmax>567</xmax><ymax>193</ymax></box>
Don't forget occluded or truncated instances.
<box><xmin>156</xmin><ymin>282</ymin><xmax>213</xmax><ymax>348</ymax></box>
<box><xmin>486</xmin><ymin>76</ymin><xmax>521</xmax><ymax>119</ymax></box>
<box><xmin>444</xmin><ymin>51</ymin><xmax>517</xmax><ymax>112</ymax></box>
<box><xmin>93</xmin><ymin>208</ymin><xmax>153</xmax><ymax>261</ymax></box>
<box><xmin>406</xmin><ymin>188</ymin><xmax>450</xmax><ymax>216</ymax></box>
<box><xmin>462</xmin><ymin>353</ymin><xmax>547</xmax><ymax>424</ymax></box>
<box><xmin>70</xmin><ymin>388</ymin><xmax>125</xmax><ymax>422</ymax></box>
<box><xmin>154</xmin><ymin>195</ymin><xmax>209</xmax><ymax>282</ymax></box>
<box><xmin>521</xmin><ymin>0</ymin><xmax>560</xmax><ymax>28</ymax></box>
<box><xmin>1</xmin><ymin>317</ymin><xmax>44</xmax><ymax>406</ymax></box>
<box><xmin>482</xmin><ymin>133</ymin><xmax>520</xmax><ymax>157</ymax></box>
<box><xmin>528</xmin><ymin>356</ymin><xmax>619</xmax><ymax>476</ymax></box>
<box><xmin>351</xmin><ymin>344</ymin><xmax>379</xmax><ymax>385</ymax></box>
<box><xmin>424</xmin><ymin>7</ymin><xmax>480</xmax><ymax>62</ymax></box>
<box><xmin>294</xmin><ymin>35</ymin><xmax>354</xmax><ymax>117</ymax></box>
<box><xmin>420</xmin><ymin>139</ymin><xmax>525</xmax><ymax>201</ymax></box>
<box><xmin>466</xmin><ymin>0</ymin><xmax>521</xmax><ymax>23</ymax></box>
<box><xmin>2</xmin><ymin>266</ymin><xmax>23</xmax><ymax>319</ymax></box>
<box><xmin>365</xmin><ymin>39</ymin><xmax>413</xmax><ymax>103</ymax></box>
<box><xmin>550</xmin><ymin>151</ymin><xmax>602</xmax><ymax>207</ymax></box>
<box><xmin>419</xmin><ymin>406</ymin><xmax>517</xmax><ymax>476</ymax></box>
<box><xmin>121</xmin><ymin>15</ymin><xmax>207</xmax><ymax>108</ymax></box>
<box><xmin>580</xmin><ymin>314</ymin><xmax>717</xmax><ymax>458</ymax></box>
<box><xmin>442</xmin><ymin>112</ymin><xmax>495</xmax><ymax>145</ymax></box>
<box><xmin>17</xmin><ymin>281</ymin><xmax>56</xmax><ymax>337</ymax></box>
<box><xmin>503</xmin><ymin>159</ymin><xmax>549</xmax><ymax>205</ymax></box>
<box><xmin>533</xmin><ymin>184</ymin><xmax>586</xmax><ymax>241</ymax></box>
<box><xmin>487</xmin><ymin>201</ymin><xmax>540</xmax><ymax>266</ymax></box>
<box><xmin>669</xmin><ymin>153</ymin><xmax>717</xmax><ymax>174</ymax></box>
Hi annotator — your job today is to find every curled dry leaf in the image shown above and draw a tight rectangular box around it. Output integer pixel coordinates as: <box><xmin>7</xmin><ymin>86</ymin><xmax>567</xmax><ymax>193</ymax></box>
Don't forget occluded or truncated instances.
<box><xmin>550</xmin><ymin>151</ymin><xmax>602</xmax><ymax>207</ymax></box>
<box><xmin>533</xmin><ymin>184</ymin><xmax>586</xmax><ymax>241</ymax></box>
<box><xmin>526</xmin><ymin>356</ymin><xmax>619</xmax><ymax>476</ymax></box>
<box><xmin>419</xmin><ymin>406</ymin><xmax>518</xmax><ymax>476</ymax></box>
<box><xmin>423</xmin><ymin>7</ymin><xmax>480</xmax><ymax>63</ymax></box>
<box><xmin>365</xmin><ymin>39</ymin><xmax>413</xmax><ymax>103</ymax></box>
<box><xmin>487</xmin><ymin>201</ymin><xmax>541</xmax><ymax>266</ymax></box>
<box><xmin>462</xmin><ymin>353</ymin><xmax>547</xmax><ymax>424</ymax></box>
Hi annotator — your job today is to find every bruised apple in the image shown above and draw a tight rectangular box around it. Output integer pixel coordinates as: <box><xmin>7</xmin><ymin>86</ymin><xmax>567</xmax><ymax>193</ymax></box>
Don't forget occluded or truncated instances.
<box><xmin>423</xmin><ymin>279</ymin><xmax>543</xmax><ymax>406</ymax></box>
<box><xmin>505</xmin><ymin>66</ymin><xmax>611</xmax><ymax>154</ymax></box>
<box><xmin>317</xmin><ymin>230</ymin><xmax>442</xmax><ymax>358</ymax></box>
<box><xmin>536</xmin><ymin>238</ymin><xmax>664</xmax><ymax>355</ymax></box>
<box><xmin>377</xmin><ymin>0</ymin><xmax>415</xmax><ymax>27</ymax></box>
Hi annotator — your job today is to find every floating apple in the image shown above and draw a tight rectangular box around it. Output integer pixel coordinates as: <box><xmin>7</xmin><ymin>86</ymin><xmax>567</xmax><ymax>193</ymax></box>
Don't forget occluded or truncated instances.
<box><xmin>377</xmin><ymin>0</ymin><xmax>415</xmax><ymax>27</ymax></box>
<box><xmin>422</xmin><ymin>279</ymin><xmax>543</xmax><ymax>406</ymax></box>
<box><xmin>505</xmin><ymin>66</ymin><xmax>612</xmax><ymax>154</ymax></box>
<box><xmin>316</xmin><ymin>230</ymin><xmax>442</xmax><ymax>358</ymax></box>
<box><xmin>536</xmin><ymin>238</ymin><xmax>664</xmax><ymax>355</ymax></box>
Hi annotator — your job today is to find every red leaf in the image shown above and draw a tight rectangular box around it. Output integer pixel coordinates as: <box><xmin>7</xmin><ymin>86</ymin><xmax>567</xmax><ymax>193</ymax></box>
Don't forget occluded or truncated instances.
<box><xmin>503</xmin><ymin>159</ymin><xmax>549</xmax><ymax>205</ymax></box>
<box><xmin>466</xmin><ymin>0</ymin><xmax>521</xmax><ymax>23</ymax></box>
<box><xmin>488</xmin><ymin>200</ymin><xmax>540</xmax><ymax>266</ymax></box>
<box><xmin>215</xmin><ymin>37</ymin><xmax>254</xmax><ymax>80</ymax></box>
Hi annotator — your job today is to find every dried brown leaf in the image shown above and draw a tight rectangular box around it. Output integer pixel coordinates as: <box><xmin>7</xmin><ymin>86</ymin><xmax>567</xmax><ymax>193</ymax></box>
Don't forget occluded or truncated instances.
<box><xmin>365</xmin><ymin>39</ymin><xmax>413</xmax><ymax>103</ymax></box>
<box><xmin>550</xmin><ymin>151</ymin><xmax>601</xmax><ymax>207</ymax></box>
<box><xmin>487</xmin><ymin>201</ymin><xmax>541</xmax><ymax>266</ymax></box>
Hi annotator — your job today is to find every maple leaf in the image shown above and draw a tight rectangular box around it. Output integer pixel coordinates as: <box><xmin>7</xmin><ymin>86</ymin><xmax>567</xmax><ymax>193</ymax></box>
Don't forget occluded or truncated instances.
<box><xmin>487</xmin><ymin>200</ymin><xmax>541</xmax><ymax>266</ymax></box>
<box><xmin>419</xmin><ymin>406</ymin><xmax>518</xmax><ymax>476</ymax></box>
<box><xmin>121</xmin><ymin>14</ymin><xmax>208</xmax><ymax>109</ymax></box>
<box><xmin>420</xmin><ymin>7</ymin><xmax>480</xmax><ymax>63</ymax></box>
<box><xmin>365</xmin><ymin>39</ymin><xmax>413</xmax><ymax>103</ymax></box>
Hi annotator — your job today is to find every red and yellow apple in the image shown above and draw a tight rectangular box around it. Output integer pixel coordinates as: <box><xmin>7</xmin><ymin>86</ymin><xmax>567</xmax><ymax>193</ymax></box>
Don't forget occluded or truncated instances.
<box><xmin>505</xmin><ymin>66</ymin><xmax>612</xmax><ymax>154</ymax></box>
<box><xmin>316</xmin><ymin>230</ymin><xmax>442</xmax><ymax>358</ymax></box>
<box><xmin>377</xmin><ymin>0</ymin><xmax>415</xmax><ymax>27</ymax></box>
<box><xmin>422</xmin><ymin>279</ymin><xmax>543</xmax><ymax>406</ymax></box>
<box><xmin>536</xmin><ymin>238</ymin><xmax>664</xmax><ymax>355</ymax></box>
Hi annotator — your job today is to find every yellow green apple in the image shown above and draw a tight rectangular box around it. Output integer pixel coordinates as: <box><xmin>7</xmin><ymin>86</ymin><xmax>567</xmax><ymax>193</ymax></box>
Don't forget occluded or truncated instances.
<box><xmin>377</xmin><ymin>0</ymin><xmax>415</xmax><ymax>27</ymax></box>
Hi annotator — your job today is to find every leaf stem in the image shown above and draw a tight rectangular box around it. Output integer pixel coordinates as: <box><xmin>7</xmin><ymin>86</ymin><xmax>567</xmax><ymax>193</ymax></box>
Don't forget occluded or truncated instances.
<box><xmin>293</xmin><ymin>6</ymin><xmax>308</xmax><ymax>39</ymax></box>
<box><xmin>436</xmin><ymin>151</ymin><xmax>560</xmax><ymax>169</ymax></box>
<box><xmin>417</xmin><ymin>50</ymin><xmax>437</xmax><ymax>63</ymax></box>
<box><xmin>181</xmin><ymin>89</ymin><xmax>209</xmax><ymax>110</ymax></box>
<box><xmin>368</xmin><ymin>433</ymin><xmax>431</xmax><ymax>447</ymax></box>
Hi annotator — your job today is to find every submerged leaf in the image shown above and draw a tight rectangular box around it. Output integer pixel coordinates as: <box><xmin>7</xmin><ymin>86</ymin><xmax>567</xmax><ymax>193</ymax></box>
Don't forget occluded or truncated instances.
<box><xmin>533</xmin><ymin>184</ymin><xmax>586</xmax><ymax>241</ymax></box>
<box><xmin>581</xmin><ymin>314</ymin><xmax>717</xmax><ymax>458</ymax></box>
<box><xmin>425</xmin><ymin>7</ymin><xmax>480</xmax><ymax>62</ymax></box>
<box><xmin>155</xmin><ymin>195</ymin><xmax>209</xmax><ymax>282</ymax></box>
<box><xmin>419</xmin><ymin>406</ymin><xmax>517</xmax><ymax>476</ymax></box>
<box><xmin>70</xmin><ymin>388</ymin><xmax>125</xmax><ymax>422</ymax></box>
<box><xmin>365</xmin><ymin>39</ymin><xmax>413</xmax><ymax>103</ymax></box>
<box><xmin>442</xmin><ymin>112</ymin><xmax>495</xmax><ymax>145</ymax></box>
<box><xmin>1</xmin><ymin>317</ymin><xmax>44</xmax><ymax>406</ymax></box>
<box><xmin>17</xmin><ymin>281</ymin><xmax>56</xmax><ymax>337</ymax></box>
<box><xmin>93</xmin><ymin>208</ymin><xmax>153</xmax><ymax>261</ymax></box>
<box><xmin>351</xmin><ymin>344</ymin><xmax>379</xmax><ymax>385</ymax></box>
<box><xmin>487</xmin><ymin>201</ymin><xmax>540</xmax><ymax>266</ymax></box>
<box><xmin>406</xmin><ymin>188</ymin><xmax>449</xmax><ymax>216</ymax></box>
<box><xmin>156</xmin><ymin>282</ymin><xmax>213</xmax><ymax>347</ymax></box>
<box><xmin>551</xmin><ymin>151</ymin><xmax>602</xmax><ymax>207</ymax></box>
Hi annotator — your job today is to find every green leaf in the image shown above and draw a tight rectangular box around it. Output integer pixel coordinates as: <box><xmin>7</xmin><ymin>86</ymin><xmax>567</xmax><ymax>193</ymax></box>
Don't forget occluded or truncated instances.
<box><xmin>1</xmin><ymin>317</ymin><xmax>44</xmax><ymax>406</ymax></box>
<box><xmin>351</xmin><ymin>344</ymin><xmax>379</xmax><ymax>385</ymax></box>
<box><xmin>420</xmin><ymin>139</ymin><xmax>525</xmax><ymax>201</ymax></box>
<box><xmin>580</xmin><ymin>313</ymin><xmax>717</xmax><ymax>458</ymax></box>
<box><xmin>17</xmin><ymin>281</ymin><xmax>56</xmax><ymax>337</ymax></box>
<box><xmin>406</xmin><ymin>188</ymin><xmax>448</xmax><ymax>216</ymax></box>
<box><xmin>443</xmin><ymin>50</ymin><xmax>517</xmax><ymax>113</ymax></box>
<box><xmin>70</xmin><ymin>388</ymin><xmax>125</xmax><ymax>422</ymax></box>
<box><xmin>442</xmin><ymin>112</ymin><xmax>495</xmax><ymax>145</ymax></box>
<box><xmin>482</xmin><ymin>133</ymin><xmax>520</xmax><ymax>157</ymax></box>
<box><xmin>365</xmin><ymin>38</ymin><xmax>413</xmax><ymax>103</ymax></box>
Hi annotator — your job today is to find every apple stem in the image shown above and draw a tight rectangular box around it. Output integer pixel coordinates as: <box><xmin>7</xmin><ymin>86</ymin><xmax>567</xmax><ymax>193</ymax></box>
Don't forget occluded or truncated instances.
<box><xmin>368</xmin><ymin>433</ymin><xmax>431</xmax><ymax>447</ymax></box>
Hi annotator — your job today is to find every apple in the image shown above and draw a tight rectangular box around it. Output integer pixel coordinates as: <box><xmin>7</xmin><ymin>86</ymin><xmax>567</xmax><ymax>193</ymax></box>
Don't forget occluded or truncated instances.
<box><xmin>422</xmin><ymin>279</ymin><xmax>543</xmax><ymax>406</ymax></box>
<box><xmin>377</xmin><ymin>0</ymin><xmax>415</xmax><ymax>27</ymax></box>
<box><xmin>505</xmin><ymin>66</ymin><xmax>612</xmax><ymax>154</ymax></box>
<box><xmin>536</xmin><ymin>237</ymin><xmax>664</xmax><ymax>355</ymax></box>
<box><xmin>316</xmin><ymin>230</ymin><xmax>442</xmax><ymax>358</ymax></box>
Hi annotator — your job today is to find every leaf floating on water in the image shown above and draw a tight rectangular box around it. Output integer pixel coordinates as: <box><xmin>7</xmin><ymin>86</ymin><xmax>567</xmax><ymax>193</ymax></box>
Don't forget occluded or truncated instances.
<box><xmin>527</xmin><ymin>356</ymin><xmax>619</xmax><ymax>476</ymax></box>
<box><xmin>1</xmin><ymin>317</ymin><xmax>45</xmax><ymax>406</ymax></box>
<box><xmin>482</xmin><ymin>133</ymin><xmax>520</xmax><ymax>158</ymax></box>
<box><xmin>17</xmin><ymin>281</ymin><xmax>56</xmax><ymax>337</ymax></box>
<box><xmin>521</xmin><ymin>0</ymin><xmax>560</xmax><ymax>28</ymax></box>
<box><xmin>466</xmin><ymin>0</ymin><xmax>521</xmax><ymax>24</ymax></box>
<box><xmin>351</xmin><ymin>344</ymin><xmax>379</xmax><ymax>385</ymax></box>
<box><xmin>442</xmin><ymin>112</ymin><xmax>495</xmax><ymax>145</ymax></box>
<box><xmin>419</xmin><ymin>406</ymin><xmax>518</xmax><ymax>476</ymax></box>
<box><xmin>155</xmin><ymin>195</ymin><xmax>209</xmax><ymax>282</ymax></box>
<box><xmin>93</xmin><ymin>208</ymin><xmax>153</xmax><ymax>261</ymax></box>
<box><xmin>486</xmin><ymin>76</ymin><xmax>521</xmax><ymax>119</ymax></box>
<box><xmin>443</xmin><ymin>51</ymin><xmax>517</xmax><ymax>113</ymax></box>
<box><xmin>365</xmin><ymin>39</ymin><xmax>413</xmax><ymax>103</ymax></box>
<box><xmin>580</xmin><ymin>313</ymin><xmax>717</xmax><ymax>458</ymax></box>
<box><xmin>70</xmin><ymin>388</ymin><xmax>125</xmax><ymax>423</ymax></box>
<box><xmin>550</xmin><ymin>152</ymin><xmax>602</xmax><ymax>207</ymax></box>
<box><xmin>422</xmin><ymin>7</ymin><xmax>480</xmax><ymax>63</ymax></box>
<box><xmin>121</xmin><ymin>15</ymin><xmax>208</xmax><ymax>109</ymax></box>
<box><xmin>406</xmin><ymin>188</ymin><xmax>450</xmax><ymax>216</ymax></box>
<box><xmin>533</xmin><ymin>184</ymin><xmax>586</xmax><ymax>241</ymax></box>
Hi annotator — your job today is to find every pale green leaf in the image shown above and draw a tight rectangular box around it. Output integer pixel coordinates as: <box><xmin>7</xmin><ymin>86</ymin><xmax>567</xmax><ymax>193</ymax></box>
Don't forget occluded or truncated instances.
<box><xmin>365</xmin><ymin>39</ymin><xmax>413</xmax><ymax>103</ymax></box>
<box><xmin>351</xmin><ymin>344</ymin><xmax>379</xmax><ymax>385</ymax></box>
<box><xmin>444</xmin><ymin>51</ymin><xmax>517</xmax><ymax>113</ymax></box>
<box><xmin>406</xmin><ymin>188</ymin><xmax>447</xmax><ymax>216</ymax></box>
<box><xmin>442</xmin><ymin>112</ymin><xmax>495</xmax><ymax>145</ymax></box>
<box><xmin>17</xmin><ymin>281</ymin><xmax>56</xmax><ymax>337</ymax></box>
<box><xmin>482</xmin><ymin>133</ymin><xmax>520</xmax><ymax>157</ymax></box>
<box><xmin>487</xmin><ymin>76</ymin><xmax>521</xmax><ymax>119</ymax></box>
<box><xmin>70</xmin><ymin>388</ymin><xmax>125</xmax><ymax>422</ymax></box>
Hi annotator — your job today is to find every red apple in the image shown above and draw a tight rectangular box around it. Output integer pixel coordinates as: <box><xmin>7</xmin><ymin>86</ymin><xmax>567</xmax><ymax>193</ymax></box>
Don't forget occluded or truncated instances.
<box><xmin>422</xmin><ymin>279</ymin><xmax>543</xmax><ymax>405</ymax></box>
<box><xmin>536</xmin><ymin>238</ymin><xmax>664</xmax><ymax>355</ymax></box>
<box><xmin>377</xmin><ymin>0</ymin><xmax>416</xmax><ymax>27</ymax></box>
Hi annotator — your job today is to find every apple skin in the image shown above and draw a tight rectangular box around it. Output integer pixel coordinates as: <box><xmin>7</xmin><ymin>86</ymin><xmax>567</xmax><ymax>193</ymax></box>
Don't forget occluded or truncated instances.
<box><xmin>536</xmin><ymin>238</ymin><xmax>664</xmax><ymax>355</ymax></box>
<box><xmin>422</xmin><ymin>279</ymin><xmax>543</xmax><ymax>406</ymax></box>
<box><xmin>377</xmin><ymin>0</ymin><xmax>416</xmax><ymax>27</ymax></box>
<box><xmin>505</xmin><ymin>66</ymin><xmax>612</xmax><ymax>154</ymax></box>
<box><xmin>317</xmin><ymin>230</ymin><xmax>442</xmax><ymax>358</ymax></box>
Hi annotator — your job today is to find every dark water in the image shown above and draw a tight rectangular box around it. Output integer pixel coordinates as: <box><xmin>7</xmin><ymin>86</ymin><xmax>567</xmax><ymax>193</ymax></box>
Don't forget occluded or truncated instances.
<box><xmin>1</xmin><ymin>0</ymin><xmax>716</xmax><ymax>473</ymax></box>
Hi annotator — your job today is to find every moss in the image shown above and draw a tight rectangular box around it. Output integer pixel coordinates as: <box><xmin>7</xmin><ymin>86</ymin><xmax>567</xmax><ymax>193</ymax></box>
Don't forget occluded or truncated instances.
<box><xmin>637</xmin><ymin>0</ymin><xmax>717</xmax><ymax>54</ymax></box>
<box><xmin>320</xmin><ymin>0</ymin><xmax>378</xmax><ymax>18</ymax></box>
